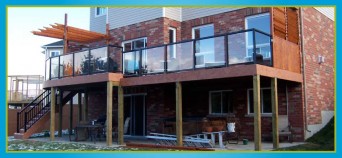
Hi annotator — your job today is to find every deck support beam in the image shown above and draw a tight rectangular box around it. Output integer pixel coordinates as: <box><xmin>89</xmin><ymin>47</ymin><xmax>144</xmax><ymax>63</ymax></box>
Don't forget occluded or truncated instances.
<box><xmin>83</xmin><ymin>90</ymin><xmax>88</xmax><ymax>121</ymax></box>
<box><xmin>78</xmin><ymin>92</ymin><xmax>82</xmax><ymax>123</ymax></box>
<box><xmin>69</xmin><ymin>96</ymin><xmax>73</xmax><ymax>137</ymax></box>
<box><xmin>58</xmin><ymin>90</ymin><xmax>63</xmax><ymax>137</ymax></box>
<box><xmin>253</xmin><ymin>75</ymin><xmax>262</xmax><ymax>151</ymax></box>
<box><xmin>50</xmin><ymin>87</ymin><xmax>56</xmax><ymax>141</ymax></box>
<box><xmin>176</xmin><ymin>82</ymin><xmax>183</xmax><ymax>147</ymax></box>
<box><xmin>106</xmin><ymin>81</ymin><xmax>113</xmax><ymax>146</ymax></box>
<box><xmin>118</xmin><ymin>85</ymin><xmax>124</xmax><ymax>145</ymax></box>
<box><xmin>271</xmin><ymin>77</ymin><xmax>279</xmax><ymax>149</ymax></box>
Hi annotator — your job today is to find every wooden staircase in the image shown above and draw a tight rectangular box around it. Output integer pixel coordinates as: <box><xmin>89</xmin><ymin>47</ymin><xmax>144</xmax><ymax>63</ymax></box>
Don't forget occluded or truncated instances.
<box><xmin>14</xmin><ymin>90</ymin><xmax>77</xmax><ymax>139</ymax></box>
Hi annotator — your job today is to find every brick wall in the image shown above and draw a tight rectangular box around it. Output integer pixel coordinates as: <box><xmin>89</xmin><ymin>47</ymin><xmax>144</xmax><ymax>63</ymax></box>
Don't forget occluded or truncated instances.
<box><xmin>8</xmin><ymin>105</ymin><xmax>79</xmax><ymax>136</ymax></box>
<box><xmin>302</xmin><ymin>8</ymin><xmax>335</xmax><ymax>125</ymax></box>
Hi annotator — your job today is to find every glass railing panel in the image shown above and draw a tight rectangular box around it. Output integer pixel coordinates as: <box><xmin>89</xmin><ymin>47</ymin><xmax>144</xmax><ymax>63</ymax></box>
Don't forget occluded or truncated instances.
<box><xmin>123</xmin><ymin>51</ymin><xmax>140</xmax><ymax>75</ymax></box>
<box><xmin>50</xmin><ymin>57</ymin><xmax>59</xmax><ymax>79</ymax></box>
<box><xmin>142</xmin><ymin>46</ymin><xmax>165</xmax><ymax>74</ymax></box>
<box><xmin>90</xmin><ymin>47</ymin><xmax>108</xmax><ymax>73</ymax></box>
<box><xmin>60</xmin><ymin>54</ymin><xmax>73</xmax><ymax>77</ymax></box>
<box><xmin>195</xmin><ymin>36</ymin><xmax>225</xmax><ymax>68</ymax></box>
<box><xmin>228</xmin><ymin>31</ymin><xmax>251</xmax><ymax>64</ymax></box>
<box><xmin>45</xmin><ymin>59</ymin><xmax>50</xmax><ymax>80</ymax></box>
<box><xmin>167</xmin><ymin>41</ymin><xmax>193</xmax><ymax>72</ymax></box>
<box><xmin>74</xmin><ymin>50</ymin><xmax>90</xmax><ymax>75</ymax></box>
<box><xmin>108</xmin><ymin>46</ymin><xmax>122</xmax><ymax>72</ymax></box>
<box><xmin>254</xmin><ymin>31</ymin><xmax>272</xmax><ymax>66</ymax></box>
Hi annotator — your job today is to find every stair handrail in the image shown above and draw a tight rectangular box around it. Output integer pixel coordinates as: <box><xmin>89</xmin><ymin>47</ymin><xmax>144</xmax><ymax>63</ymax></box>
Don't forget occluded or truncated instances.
<box><xmin>16</xmin><ymin>90</ymin><xmax>51</xmax><ymax>133</ymax></box>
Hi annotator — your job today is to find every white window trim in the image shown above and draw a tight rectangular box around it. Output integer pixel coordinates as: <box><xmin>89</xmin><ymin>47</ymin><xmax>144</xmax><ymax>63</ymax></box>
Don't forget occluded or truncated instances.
<box><xmin>122</xmin><ymin>37</ymin><xmax>147</xmax><ymax>52</ymax></box>
<box><xmin>169</xmin><ymin>27</ymin><xmax>177</xmax><ymax>59</ymax></box>
<box><xmin>209</xmin><ymin>90</ymin><xmax>233</xmax><ymax>115</ymax></box>
<box><xmin>244</xmin><ymin>13</ymin><xmax>271</xmax><ymax>59</ymax></box>
<box><xmin>95</xmin><ymin>7</ymin><xmax>107</xmax><ymax>17</ymax></box>
<box><xmin>247</xmin><ymin>87</ymin><xmax>272</xmax><ymax>115</ymax></box>
<box><xmin>191</xmin><ymin>24</ymin><xmax>214</xmax><ymax>39</ymax></box>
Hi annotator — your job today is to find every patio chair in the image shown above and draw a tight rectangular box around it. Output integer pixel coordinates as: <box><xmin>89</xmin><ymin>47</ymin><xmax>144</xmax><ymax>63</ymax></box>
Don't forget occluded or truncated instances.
<box><xmin>225</xmin><ymin>117</ymin><xmax>240</xmax><ymax>144</ymax></box>
<box><xmin>278</xmin><ymin>115</ymin><xmax>293</xmax><ymax>143</ymax></box>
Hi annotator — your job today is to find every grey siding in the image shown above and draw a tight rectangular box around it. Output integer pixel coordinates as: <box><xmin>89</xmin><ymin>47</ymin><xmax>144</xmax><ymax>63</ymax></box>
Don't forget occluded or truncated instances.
<box><xmin>314</xmin><ymin>7</ymin><xmax>335</xmax><ymax>21</ymax></box>
<box><xmin>108</xmin><ymin>8</ymin><xmax>163</xmax><ymax>29</ymax></box>
<box><xmin>181</xmin><ymin>8</ymin><xmax>240</xmax><ymax>21</ymax></box>
<box><xmin>90</xmin><ymin>8</ymin><xmax>106</xmax><ymax>34</ymax></box>
<box><xmin>164</xmin><ymin>7</ymin><xmax>182</xmax><ymax>21</ymax></box>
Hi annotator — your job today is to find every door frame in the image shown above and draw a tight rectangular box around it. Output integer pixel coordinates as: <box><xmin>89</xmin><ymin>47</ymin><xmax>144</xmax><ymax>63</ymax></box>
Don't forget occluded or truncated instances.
<box><xmin>124</xmin><ymin>93</ymin><xmax>147</xmax><ymax>136</ymax></box>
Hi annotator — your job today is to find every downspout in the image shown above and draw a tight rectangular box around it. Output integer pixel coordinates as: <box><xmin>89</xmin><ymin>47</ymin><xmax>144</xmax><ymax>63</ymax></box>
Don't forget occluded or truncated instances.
<box><xmin>299</xmin><ymin>7</ymin><xmax>311</xmax><ymax>134</ymax></box>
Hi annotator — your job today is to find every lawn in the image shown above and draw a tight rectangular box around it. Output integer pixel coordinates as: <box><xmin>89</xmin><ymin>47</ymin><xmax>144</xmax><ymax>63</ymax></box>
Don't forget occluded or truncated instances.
<box><xmin>276</xmin><ymin>117</ymin><xmax>335</xmax><ymax>151</ymax></box>
<box><xmin>7</xmin><ymin>139</ymin><xmax>176</xmax><ymax>151</ymax></box>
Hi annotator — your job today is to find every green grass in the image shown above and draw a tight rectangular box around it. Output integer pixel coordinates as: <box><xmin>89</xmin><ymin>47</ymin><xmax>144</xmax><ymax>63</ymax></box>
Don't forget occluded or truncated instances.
<box><xmin>277</xmin><ymin>117</ymin><xmax>335</xmax><ymax>151</ymax></box>
<box><xmin>7</xmin><ymin>139</ymin><xmax>176</xmax><ymax>151</ymax></box>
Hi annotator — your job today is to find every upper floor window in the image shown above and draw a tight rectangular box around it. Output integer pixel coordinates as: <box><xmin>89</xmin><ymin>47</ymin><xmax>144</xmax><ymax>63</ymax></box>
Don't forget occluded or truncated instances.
<box><xmin>122</xmin><ymin>37</ymin><xmax>147</xmax><ymax>52</ymax></box>
<box><xmin>95</xmin><ymin>7</ymin><xmax>107</xmax><ymax>17</ymax></box>
<box><xmin>247</xmin><ymin>88</ymin><xmax>272</xmax><ymax>114</ymax></box>
<box><xmin>169</xmin><ymin>27</ymin><xmax>177</xmax><ymax>59</ymax></box>
<box><xmin>209</xmin><ymin>90</ymin><xmax>233</xmax><ymax>115</ymax></box>
<box><xmin>192</xmin><ymin>24</ymin><xmax>215</xmax><ymax>68</ymax></box>
<box><xmin>192</xmin><ymin>24</ymin><xmax>214</xmax><ymax>39</ymax></box>
<box><xmin>50</xmin><ymin>50</ymin><xmax>60</xmax><ymax>58</ymax></box>
<box><xmin>245</xmin><ymin>13</ymin><xmax>271</xmax><ymax>59</ymax></box>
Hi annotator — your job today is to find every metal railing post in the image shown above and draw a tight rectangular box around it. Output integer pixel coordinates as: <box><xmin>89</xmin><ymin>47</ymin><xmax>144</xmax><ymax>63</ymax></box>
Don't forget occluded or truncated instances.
<box><xmin>225</xmin><ymin>35</ymin><xmax>229</xmax><ymax>67</ymax></box>
<box><xmin>88</xmin><ymin>48</ymin><xmax>91</xmax><ymax>74</ymax></box>
<box><xmin>139</xmin><ymin>50</ymin><xmax>143</xmax><ymax>76</ymax></box>
<box><xmin>24</xmin><ymin>112</ymin><xmax>27</xmax><ymax>132</ymax></box>
<box><xmin>164</xmin><ymin>45</ymin><xmax>167</xmax><ymax>73</ymax></box>
<box><xmin>72</xmin><ymin>53</ymin><xmax>75</xmax><ymax>77</ymax></box>
<box><xmin>193</xmin><ymin>40</ymin><xmax>196</xmax><ymax>70</ymax></box>
<box><xmin>253</xmin><ymin>29</ymin><xmax>257</xmax><ymax>64</ymax></box>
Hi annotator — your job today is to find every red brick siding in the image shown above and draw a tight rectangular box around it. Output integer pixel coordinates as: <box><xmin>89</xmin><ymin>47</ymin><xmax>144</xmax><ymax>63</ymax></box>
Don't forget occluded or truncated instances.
<box><xmin>181</xmin><ymin>8</ymin><xmax>270</xmax><ymax>40</ymax></box>
<box><xmin>302</xmin><ymin>8</ymin><xmax>335</xmax><ymax>125</ymax></box>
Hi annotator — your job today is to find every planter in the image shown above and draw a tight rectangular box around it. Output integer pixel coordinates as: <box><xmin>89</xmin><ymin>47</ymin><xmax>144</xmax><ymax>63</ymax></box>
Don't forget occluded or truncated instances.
<box><xmin>204</xmin><ymin>126</ymin><xmax>213</xmax><ymax>132</ymax></box>
<box><xmin>213</xmin><ymin>125</ymin><xmax>224</xmax><ymax>132</ymax></box>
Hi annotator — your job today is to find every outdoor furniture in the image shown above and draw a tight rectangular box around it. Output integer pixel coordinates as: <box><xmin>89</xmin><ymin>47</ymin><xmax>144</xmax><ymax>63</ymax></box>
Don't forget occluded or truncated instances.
<box><xmin>278</xmin><ymin>115</ymin><xmax>293</xmax><ymax>142</ymax></box>
<box><xmin>74</xmin><ymin>124</ymin><xmax>105</xmax><ymax>144</ymax></box>
<box><xmin>146</xmin><ymin>133</ymin><xmax>214</xmax><ymax>148</ymax></box>
<box><xmin>202</xmin><ymin>131</ymin><xmax>227</xmax><ymax>148</ymax></box>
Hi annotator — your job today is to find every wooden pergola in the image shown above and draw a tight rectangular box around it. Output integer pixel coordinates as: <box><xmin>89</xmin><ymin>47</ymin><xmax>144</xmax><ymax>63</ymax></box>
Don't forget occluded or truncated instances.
<box><xmin>32</xmin><ymin>14</ymin><xmax>109</xmax><ymax>54</ymax></box>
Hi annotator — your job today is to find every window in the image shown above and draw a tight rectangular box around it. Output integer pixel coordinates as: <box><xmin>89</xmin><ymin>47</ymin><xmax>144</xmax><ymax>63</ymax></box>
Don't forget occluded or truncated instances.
<box><xmin>247</xmin><ymin>88</ymin><xmax>272</xmax><ymax>114</ymax></box>
<box><xmin>95</xmin><ymin>7</ymin><xmax>107</xmax><ymax>17</ymax></box>
<box><xmin>169</xmin><ymin>27</ymin><xmax>176</xmax><ymax>59</ymax></box>
<box><xmin>192</xmin><ymin>24</ymin><xmax>214</xmax><ymax>67</ymax></box>
<box><xmin>122</xmin><ymin>37</ymin><xmax>147</xmax><ymax>52</ymax></box>
<box><xmin>245</xmin><ymin>13</ymin><xmax>271</xmax><ymax>59</ymax></box>
<box><xmin>50</xmin><ymin>50</ymin><xmax>60</xmax><ymax>58</ymax></box>
<box><xmin>209</xmin><ymin>90</ymin><xmax>233</xmax><ymax>114</ymax></box>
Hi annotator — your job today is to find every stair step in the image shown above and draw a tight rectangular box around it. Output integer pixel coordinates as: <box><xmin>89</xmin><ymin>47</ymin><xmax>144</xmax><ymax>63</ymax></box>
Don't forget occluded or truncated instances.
<box><xmin>14</xmin><ymin>133</ymin><xmax>24</xmax><ymax>139</ymax></box>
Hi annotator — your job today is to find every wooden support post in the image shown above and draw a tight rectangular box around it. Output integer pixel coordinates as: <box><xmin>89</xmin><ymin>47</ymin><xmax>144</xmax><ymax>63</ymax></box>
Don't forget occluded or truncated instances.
<box><xmin>50</xmin><ymin>87</ymin><xmax>56</xmax><ymax>141</ymax></box>
<box><xmin>118</xmin><ymin>85</ymin><xmax>124</xmax><ymax>145</ymax></box>
<box><xmin>63</xmin><ymin>13</ymin><xmax>68</xmax><ymax>54</ymax></box>
<box><xmin>69</xmin><ymin>96</ymin><xmax>73</xmax><ymax>136</ymax></box>
<box><xmin>271</xmin><ymin>77</ymin><xmax>279</xmax><ymax>149</ymax></box>
<box><xmin>176</xmin><ymin>82</ymin><xmax>183</xmax><ymax>147</ymax></box>
<box><xmin>83</xmin><ymin>90</ymin><xmax>88</xmax><ymax>121</ymax></box>
<box><xmin>253</xmin><ymin>75</ymin><xmax>262</xmax><ymax>151</ymax></box>
<box><xmin>78</xmin><ymin>92</ymin><xmax>82</xmax><ymax>123</ymax></box>
<box><xmin>58</xmin><ymin>91</ymin><xmax>63</xmax><ymax>137</ymax></box>
<box><xmin>106</xmin><ymin>82</ymin><xmax>113</xmax><ymax>146</ymax></box>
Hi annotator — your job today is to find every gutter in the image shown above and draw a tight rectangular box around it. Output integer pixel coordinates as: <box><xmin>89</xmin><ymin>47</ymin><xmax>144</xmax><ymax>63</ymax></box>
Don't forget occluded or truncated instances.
<box><xmin>299</xmin><ymin>7</ymin><xmax>311</xmax><ymax>134</ymax></box>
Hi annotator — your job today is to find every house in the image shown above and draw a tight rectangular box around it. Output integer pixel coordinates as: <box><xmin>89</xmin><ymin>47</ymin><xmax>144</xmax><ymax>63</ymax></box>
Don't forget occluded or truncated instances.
<box><xmin>14</xmin><ymin>7</ymin><xmax>335</xmax><ymax>150</ymax></box>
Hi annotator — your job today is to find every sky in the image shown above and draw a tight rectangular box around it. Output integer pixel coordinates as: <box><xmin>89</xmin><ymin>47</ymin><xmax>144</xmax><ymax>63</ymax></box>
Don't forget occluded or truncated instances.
<box><xmin>7</xmin><ymin>7</ymin><xmax>90</xmax><ymax>76</ymax></box>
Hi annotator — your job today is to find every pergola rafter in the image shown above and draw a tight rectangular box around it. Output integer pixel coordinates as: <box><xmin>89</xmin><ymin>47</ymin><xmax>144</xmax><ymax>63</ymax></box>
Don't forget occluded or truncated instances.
<box><xmin>32</xmin><ymin>22</ymin><xmax>108</xmax><ymax>44</ymax></box>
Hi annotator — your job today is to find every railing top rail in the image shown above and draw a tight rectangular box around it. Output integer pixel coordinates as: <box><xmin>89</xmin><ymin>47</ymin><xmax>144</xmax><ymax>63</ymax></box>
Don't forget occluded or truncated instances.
<box><xmin>18</xmin><ymin>90</ymin><xmax>49</xmax><ymax>113</ymax></box>
<box><xmin>46</xmin><ymin>45</ymin><xmax>122</xmax><ymax>61</ymax></box>
<box><xmin>122</xmin><ymin>29</ymin><xmax>271</xmax><ymax>54</ymax></box>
